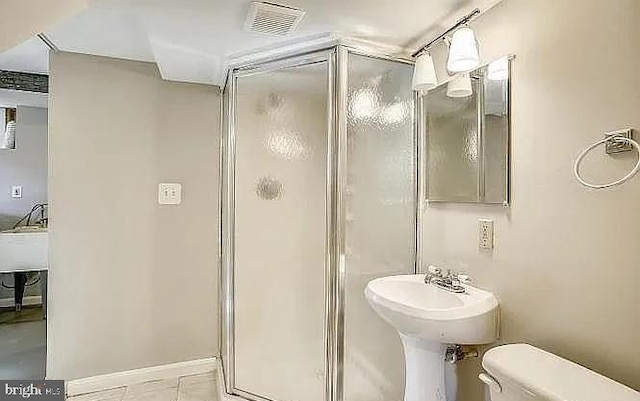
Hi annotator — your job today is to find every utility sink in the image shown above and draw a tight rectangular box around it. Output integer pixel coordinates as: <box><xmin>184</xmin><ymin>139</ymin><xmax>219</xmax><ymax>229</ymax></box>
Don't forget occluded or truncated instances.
<box><xmin>365</xmin><ymin>274</ymin><xmax>499</xmax><ymax>401</ymax></box>
<box><xmin>0</xmin><ymin>226</ymin><xmax>48</xmax><ymax>273</ymax></box>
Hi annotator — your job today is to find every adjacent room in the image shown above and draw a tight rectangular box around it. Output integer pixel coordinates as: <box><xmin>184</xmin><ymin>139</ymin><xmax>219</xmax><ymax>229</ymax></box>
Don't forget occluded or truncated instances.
<box><xmin>0</xmin><ymin>74</ymin><xmax>48</xmax><ymax>380</ymax></box>
<box><xmin>0</xmin><ymin>1</ymin><xmax>638</xmax><ymax>401</ymax></box>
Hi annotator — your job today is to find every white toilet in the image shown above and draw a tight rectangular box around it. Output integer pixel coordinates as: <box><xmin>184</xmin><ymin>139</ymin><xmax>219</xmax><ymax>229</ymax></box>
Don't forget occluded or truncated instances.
<box><xmin>480</xmin><ymin>344</ymin><xmax>640</xmax><ymax>401</ymax></box>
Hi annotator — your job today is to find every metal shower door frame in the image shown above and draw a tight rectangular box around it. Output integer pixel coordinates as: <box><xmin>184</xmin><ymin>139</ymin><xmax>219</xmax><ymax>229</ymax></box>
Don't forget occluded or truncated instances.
<box><xmin>219</xmin><ymin>43</ymin><xmax>418</xmax><ymax>401</ymax></box>
<box><xmin>221</xmin><ymin>48</ymin><xmax>339</xmax><ymax>401</ymax></box>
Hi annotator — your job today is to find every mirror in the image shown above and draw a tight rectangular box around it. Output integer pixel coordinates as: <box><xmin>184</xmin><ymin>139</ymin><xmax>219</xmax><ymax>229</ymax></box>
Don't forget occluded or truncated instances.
<box><xmin>424</xmin><ymin>55</ymin><xmax>512</xmax><ymax>204</ymax></box>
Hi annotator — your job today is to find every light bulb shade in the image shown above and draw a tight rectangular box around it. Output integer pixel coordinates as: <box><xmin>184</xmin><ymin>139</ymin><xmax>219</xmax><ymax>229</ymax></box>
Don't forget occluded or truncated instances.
<box><xmin>447</xmin><ymin>74</ymin><xmax>473</xmax><ymax>98</ymax></box>
<box><xmin>487</xmin><ymin>57</ymin><xmax>509</xmax><ymax>81</ymax></box>
<box><xmin>447</xmin><ymin>27</ymin><xmax>480</xmax><ymax>73</ymax></box>
<box><xmin>412</xmin><ymin>53</ymin><xmax>437</xmax><ymax>92</ymax></box>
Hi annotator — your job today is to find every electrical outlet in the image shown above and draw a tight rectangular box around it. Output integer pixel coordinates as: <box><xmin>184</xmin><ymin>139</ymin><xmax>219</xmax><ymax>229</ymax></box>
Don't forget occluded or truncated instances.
<box><xmin>478</xmin><ymin>219</ymin><xmax>494</xmax><ymax>250</ymax></box>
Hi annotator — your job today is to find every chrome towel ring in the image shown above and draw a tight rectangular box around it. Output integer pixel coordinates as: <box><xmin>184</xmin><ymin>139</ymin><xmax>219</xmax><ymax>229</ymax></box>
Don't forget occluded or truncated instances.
<box><xmin>574</xmin><ymin>134</ymin><xmax>640</xmax><ymax>189</ymax></box>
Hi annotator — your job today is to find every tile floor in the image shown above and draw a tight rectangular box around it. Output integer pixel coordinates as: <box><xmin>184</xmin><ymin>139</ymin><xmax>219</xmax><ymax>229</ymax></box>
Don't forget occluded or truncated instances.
<box><xmin>0</xmin><ymin>319</ymin><xmax>46</xmax><ymax>379</ymax></box>
<box><xmin>67</xmin><ymin>372</ymin><xmax>218</xmax><ymax>401</ymax></box>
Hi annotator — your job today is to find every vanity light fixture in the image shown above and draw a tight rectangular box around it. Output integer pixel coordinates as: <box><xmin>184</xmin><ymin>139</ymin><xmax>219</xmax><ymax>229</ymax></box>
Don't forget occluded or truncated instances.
<box><xmin>447</xmin><ymin>74</ymin><xmax>473</xmax><ymax>98</ymax></box>
<box><xmin>411</xmin><ymin>8</ymin><xmax>481</xmax><ymax>92</ymax></box>
<box><xmin>412</xmin><ymin>53</ymin><xmax>437</xmax><ymax>92</ymax></box>
<box><xmin>447</xmin><ymin>26</ymin><xmax>480</xmax><ymax>73</ymax></box>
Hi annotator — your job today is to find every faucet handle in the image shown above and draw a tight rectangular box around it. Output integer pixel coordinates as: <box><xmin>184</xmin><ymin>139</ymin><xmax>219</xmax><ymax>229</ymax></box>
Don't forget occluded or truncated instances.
<box><xmin>427</xmin><ymin>265</ymin><xmax>442</xmax><ymax>276</ymax></box>
<box><xmin>457</xmin><ymin>274</ymin><xmax>471</xmax><ymax>284</ymax></box>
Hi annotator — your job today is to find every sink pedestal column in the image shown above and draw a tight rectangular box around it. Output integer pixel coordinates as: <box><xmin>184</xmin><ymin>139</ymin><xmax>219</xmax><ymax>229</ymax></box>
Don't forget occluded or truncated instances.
<box><xmin>400</xmin><ymin>334</ymin><xmax>447</xmax><ymax>401</ymax></box>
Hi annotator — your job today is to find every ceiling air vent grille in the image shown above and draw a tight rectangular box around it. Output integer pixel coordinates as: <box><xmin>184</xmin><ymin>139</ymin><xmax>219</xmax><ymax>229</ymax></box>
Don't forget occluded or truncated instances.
<box><xmin>245</xmin><ymin>2</ymin><xmax>305</xmax><ymax>36</ymax></box>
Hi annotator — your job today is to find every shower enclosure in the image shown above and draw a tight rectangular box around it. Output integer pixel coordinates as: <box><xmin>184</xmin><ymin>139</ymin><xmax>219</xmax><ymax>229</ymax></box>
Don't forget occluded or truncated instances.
<box><xmin>220</xmin><ymin>42</ymin><xmax>418</xmax><ymax>401</ymax></box>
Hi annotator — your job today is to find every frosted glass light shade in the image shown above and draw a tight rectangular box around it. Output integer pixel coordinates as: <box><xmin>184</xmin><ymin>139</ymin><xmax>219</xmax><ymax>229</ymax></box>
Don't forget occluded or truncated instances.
<box><xmin>447</xmin><ymin>74</ymin><xmax>472</xmax><ymax>98</ymax></box>
<box><xmin>487</xmin><ymin>57</ymin><xmax>509</xmax><ymax>81</ymax></box>
<box><xmin>447</xmin><ymin>27</ymin><xmax>479</xmax><ymax>73</ymax></box>
<box><xmin>412</xmin><ymin>53</ymin><xmax>437</xmax><ymax>92</ymax></box>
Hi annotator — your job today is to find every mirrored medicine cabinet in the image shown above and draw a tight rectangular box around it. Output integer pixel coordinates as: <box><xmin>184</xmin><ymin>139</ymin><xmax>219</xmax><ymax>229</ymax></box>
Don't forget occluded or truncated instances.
<box><xmin>423</xmin><ymin>55</ymin><xmax>513</xmax><ymax>205</ymax></box>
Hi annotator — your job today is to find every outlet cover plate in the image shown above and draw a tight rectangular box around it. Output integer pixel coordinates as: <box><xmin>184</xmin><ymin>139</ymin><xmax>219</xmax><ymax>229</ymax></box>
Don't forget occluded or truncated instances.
<box><xmin>158</xmin><ymin>183</ymin><xmax>181</xmax><ymax>205</ymax></box>
<box><xmin>478</xmin><ymin>219</ymin><xmax>494</xmax><ymax>250</ymax></box>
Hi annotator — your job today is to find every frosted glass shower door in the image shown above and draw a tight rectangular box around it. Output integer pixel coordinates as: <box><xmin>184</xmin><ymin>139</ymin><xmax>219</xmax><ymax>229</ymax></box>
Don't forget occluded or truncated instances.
<box><xmin>343</xmin><ymin>53</ymin><xmax>416</xmax><ymax>401</ymax></box>
<box><xmin>233</xmin><ymin>59</ymin><xmax>329</xmax><ymax>401</ymax></box>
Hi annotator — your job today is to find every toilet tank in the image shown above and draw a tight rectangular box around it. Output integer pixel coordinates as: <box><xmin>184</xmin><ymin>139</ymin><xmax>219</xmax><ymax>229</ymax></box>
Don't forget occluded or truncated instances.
<box><xmin>480</xmin><ymin>344</ymin><xmax>640</xmax><ymax>401</ymax></box>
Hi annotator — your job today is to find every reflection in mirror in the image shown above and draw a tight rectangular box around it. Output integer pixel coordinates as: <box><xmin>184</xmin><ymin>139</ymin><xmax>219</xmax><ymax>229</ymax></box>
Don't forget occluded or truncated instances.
<box><xmin>425</xmin><ymin>55</ymin><xmax>512</xmax><ymax>204</ymax></box>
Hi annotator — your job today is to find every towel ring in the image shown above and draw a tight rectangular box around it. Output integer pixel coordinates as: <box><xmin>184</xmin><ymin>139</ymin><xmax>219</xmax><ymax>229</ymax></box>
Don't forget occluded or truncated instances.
<box><xmin>574</xmin><ymin>135</ymin><xmax>640</xmax><ymax>189</ymax></box>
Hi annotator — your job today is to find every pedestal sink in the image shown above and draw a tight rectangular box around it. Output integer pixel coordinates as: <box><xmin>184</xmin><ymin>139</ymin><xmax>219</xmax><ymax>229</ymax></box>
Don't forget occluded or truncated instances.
<box><xmin>365</xmin><ymin>274</ymin><xmax>499</xmax><ymax>401</ymax></box>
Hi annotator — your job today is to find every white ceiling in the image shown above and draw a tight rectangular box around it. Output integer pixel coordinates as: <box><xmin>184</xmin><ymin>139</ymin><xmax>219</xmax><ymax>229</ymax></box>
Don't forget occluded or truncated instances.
<box><xmin>0</xmin><ymin>0</ymin><xmax>503</xmax><ymax>87</ymax></box>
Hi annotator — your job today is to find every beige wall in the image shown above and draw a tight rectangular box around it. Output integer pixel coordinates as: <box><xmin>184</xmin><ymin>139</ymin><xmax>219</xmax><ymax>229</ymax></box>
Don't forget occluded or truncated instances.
<box><xmin>47</xmin><ymin>52</ymin><xmax>220</xmax><ymax>380</ymax></box>
<box><xmin>422</xmin><ymin>0</ymin><xmax>640</xmax><ymax>398</ymax></box>
<box><xmin>0</xmin><ymin>106</ymin><xmax>48</xmax><ymax>230</ymax></box>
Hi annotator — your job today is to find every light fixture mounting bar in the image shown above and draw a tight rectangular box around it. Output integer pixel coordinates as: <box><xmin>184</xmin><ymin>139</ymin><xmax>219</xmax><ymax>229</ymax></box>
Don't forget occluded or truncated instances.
<box><xmin>37</xmin><ymin>33</ymin><xmax>59</xmax><ymax>52</ymax></box>
<box><xmin>411</xmin><ymin>8</ymin><xmax>481</xmax><ymax>58</ymax></box>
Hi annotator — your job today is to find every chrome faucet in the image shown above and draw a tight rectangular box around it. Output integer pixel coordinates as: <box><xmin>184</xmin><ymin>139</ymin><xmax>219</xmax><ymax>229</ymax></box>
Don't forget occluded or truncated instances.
<box><xmin>12</xmin><ymin>203</ymin><xmax>48</xmax><ymax>229</ymax></box>
<box><xmin>424</xmin><ymin>265</ymin><xmax>470</xmax><ymax>293</ymax></box>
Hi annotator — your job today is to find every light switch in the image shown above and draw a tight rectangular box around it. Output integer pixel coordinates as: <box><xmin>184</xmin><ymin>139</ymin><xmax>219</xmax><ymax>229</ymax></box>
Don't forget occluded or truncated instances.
<box><xmin>11</xmin><ymin>186</ymin><xmax>22</xmax><ymax>198</ymax></box>
<box><xmin>158</xmin><ymin>183</ymin><xmax>181</xmax><ymax>205</ymax></box>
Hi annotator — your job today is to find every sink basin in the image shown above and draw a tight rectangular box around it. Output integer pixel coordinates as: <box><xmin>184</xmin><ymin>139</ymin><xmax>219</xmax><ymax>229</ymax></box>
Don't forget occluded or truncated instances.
<box><xmin>365</xmin><ymin>274</ymin><xmax>499</xmax><ymax>401</ymax></box>
<box><xmin>365</xmin><ymin>274</ymin><xmax>499</xmax><ymax>344</ymax></box>
<box><xmin>1</xmin><ymin>226</ymin><xmax>47</xmax><ymax>234</ymax></box>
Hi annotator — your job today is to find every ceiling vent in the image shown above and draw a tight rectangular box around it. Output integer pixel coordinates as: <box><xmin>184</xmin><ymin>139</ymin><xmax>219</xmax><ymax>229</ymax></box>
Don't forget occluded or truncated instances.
<box><xmin>245</xmin><ymin>2</ymin><xmax>305</xmax><ymax>36</ymax></box>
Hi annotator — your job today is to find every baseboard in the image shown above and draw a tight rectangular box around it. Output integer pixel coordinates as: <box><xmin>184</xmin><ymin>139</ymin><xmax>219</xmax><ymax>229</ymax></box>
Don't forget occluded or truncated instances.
<box><xmin>215</xmin><ymin>359</ymin><xmax>245</xmax><ymax>401</ymax></box>
<box><xmin>66</xmin><ymin>357</ymin><xmax>216</xmax><ymax>397</ymax></box>
<box><xmin>0</xmin><ymin>296</ymin><xmax>41</xmax><ymax>308</ymax></box>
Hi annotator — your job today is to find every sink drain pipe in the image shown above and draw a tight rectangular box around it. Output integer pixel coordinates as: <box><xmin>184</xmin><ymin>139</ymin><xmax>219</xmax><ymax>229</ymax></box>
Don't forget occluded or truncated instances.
<box><xmin>445</xmin><ymin>345</ymin><xmax>479</xmax><ymax>363</ymax></box>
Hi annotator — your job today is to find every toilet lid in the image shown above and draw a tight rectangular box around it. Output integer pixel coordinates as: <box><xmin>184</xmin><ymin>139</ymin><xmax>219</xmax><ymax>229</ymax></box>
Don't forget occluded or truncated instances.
<box><xmin>482</xmin><ymin>344</ymin><xmax>640</xmax><ymax>401</ymax></box>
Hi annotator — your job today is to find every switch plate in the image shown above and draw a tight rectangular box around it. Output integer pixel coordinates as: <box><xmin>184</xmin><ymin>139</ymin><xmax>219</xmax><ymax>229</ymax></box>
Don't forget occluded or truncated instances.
<box><xmin>478</xmin><ymin>219</ymin><xmax>494</xmax><ymax>250</ymax></box>
<box><xmin>158</xmin><ymin>183</ymin><xmax>181</xmax><ymax>205</ymax></box>
<box><xmin>11</xmin><ymin>186</ymin><xmax>22</xmax><ymax>198</ymax></box>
